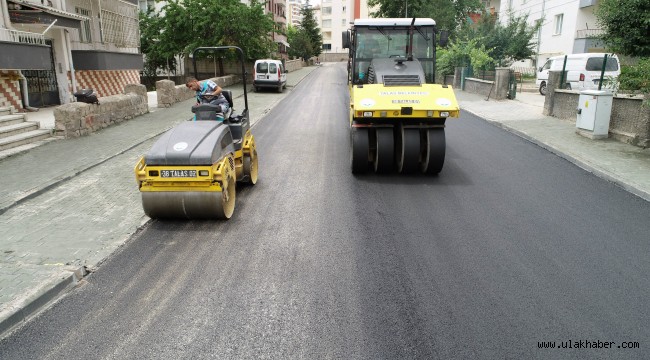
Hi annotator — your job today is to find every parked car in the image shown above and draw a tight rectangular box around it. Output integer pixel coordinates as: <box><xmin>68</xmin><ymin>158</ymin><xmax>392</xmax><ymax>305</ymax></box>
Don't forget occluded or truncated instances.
<box><xmin>536</xmin><ymin>53</ymin><xmax>620</xmax><ymax>95</ymax></box>
<box><xmin>253</xmin><ymin>59</ymin><xmax>287</xmax><ymax>93</ymax></box>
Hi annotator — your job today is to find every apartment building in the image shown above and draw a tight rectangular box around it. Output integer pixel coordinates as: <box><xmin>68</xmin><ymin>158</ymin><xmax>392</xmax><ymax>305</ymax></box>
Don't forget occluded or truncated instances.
<box><xmin>0</xmin><ymin>0</ymin><xmax>143</xmax><ymax>110</ymax></box>
<box><xmin>318</xmin><ymin>0</ymin><xmax>375</xmax><ymax>53</ymax></box>
<box><xmin>350</xmin><ymin>0</ymin><xmax>374</xmax><ymax>19</ymax></box>
<box><xmin>287</xmin><ymin>0</ymin><xmax>303</xmax><ymax>27</ymax></box>
<box><xmin>498</xmin><ymin>0</ymin><xmax>606</xmax><ymax>67</ymax></box>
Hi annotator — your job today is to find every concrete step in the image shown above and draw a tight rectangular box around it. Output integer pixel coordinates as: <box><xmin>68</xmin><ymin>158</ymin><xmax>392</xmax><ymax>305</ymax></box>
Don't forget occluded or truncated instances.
<box><xmin>0</xmin><ymin>121</ymin><xmax>40</xmax><ymax>139</ymax></box>
<box><xmin>0</xmin><ymin>114</ymin><xmax>26</xmax><ymax>127</ymax></box>
<box><xmin>0</xmin><ymin>129</ymin><xmax>52</xmax><ymax>152</ymax></box>
<box><xmin>0</xmin><ymin>107</ymin><xmax>13</xmax><ymax>116</ymax></box>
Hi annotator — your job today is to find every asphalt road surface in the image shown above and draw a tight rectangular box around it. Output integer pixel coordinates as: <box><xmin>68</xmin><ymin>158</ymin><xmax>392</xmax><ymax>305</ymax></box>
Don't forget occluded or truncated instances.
<box><xmin>1</xmin><ymin>64</ymin><xmax>648</xmax><ymax>359</ymax></box>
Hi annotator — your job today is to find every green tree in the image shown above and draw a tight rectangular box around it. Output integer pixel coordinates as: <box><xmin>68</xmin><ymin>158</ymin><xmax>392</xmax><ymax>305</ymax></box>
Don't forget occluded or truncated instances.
<box><xmin>437</xmin><ymin>38</ymin><xmax>494</xmax><ymax>76</ymax></box>
<box><xmin>462</xmin><ymin>12</ymin><xmax>540</xmax><ymax>67</ymax></box>
<box><xmin>596</xmin><ymin>0</ymin><xmax>650</xmax><ymax>57</ymax></box>
<box><xmin>596</xmin><ymin>0</ymin><xmax>650</xmax><ymax>101</ymax></box>
<box><xmin>139</xmin><ymin>0</ymin><xmax>276</xmax><ymax>75</ymax></box>
<box><xmin>219</xmin><ymin>0</ymin><xmax>277</xmax><ymax>60</ymax></box>
<box><xmin>437</xmin><ymin>12</ymin><xmax>538</xmax><ymax>76</ymax></box>
<box><xmin>287</xmin><ymin>25</ymin><xmax>313</xmax><ymax>61</ymax></box>
<box><xmin>139</xmin><ymin>9</ymin><xmax>173</xmax><ymax>78</ymax></box>
<box><xmin>367</xmin><ymin>0</ymin><xmax>483</xmax><ymax>37</ymax></box>
<box><xmin>299</xmin><ymin>2</ymin><xmax>323</xmax><ymax>58</ymax></box>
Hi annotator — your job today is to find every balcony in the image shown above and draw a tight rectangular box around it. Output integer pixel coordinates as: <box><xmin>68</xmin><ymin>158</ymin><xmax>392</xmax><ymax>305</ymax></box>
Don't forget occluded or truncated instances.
<box><xmin>0</xmin><ymin>28</ymin><xmax>51</xmax><ymax>69</ymax></box>
<box><xmin>575</xmin><ymin>28</ymin><xmax>604</xmax><ymax>39</ymax></box>
<box><xmin>0</xmin><ymin>28</ymin><xmax>45</xmax><ymax>44</ymax></box>
<box><xmin>574</xmin><ymin>28</ymin><xmax>606</xmax><ymax>53</ymax></box>
<box><xmin>579</xmin><ymin>0</ymin><xmax>597</xmax><ymax>8</ymax></box>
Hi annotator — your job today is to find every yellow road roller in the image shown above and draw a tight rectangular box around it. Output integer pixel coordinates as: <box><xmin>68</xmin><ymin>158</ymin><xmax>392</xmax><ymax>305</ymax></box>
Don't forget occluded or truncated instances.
<box><xmin>343</xmin><ymin>18</ymin><xmax>460</xmax><ymax>174</ymax></box>
<box><xmin>134</xmin><ymin>46</ymin><xmax>258</xmax><ymax>219</ymax></box>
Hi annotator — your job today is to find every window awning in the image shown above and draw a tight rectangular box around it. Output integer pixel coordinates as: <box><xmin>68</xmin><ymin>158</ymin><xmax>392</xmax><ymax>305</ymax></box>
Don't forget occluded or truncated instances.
<box><xmin>278</xmin><ymin>40</ymin><xmax>290</xmax><ymax>48</ymax></box>
<box><xmin>8</xmin><ymin>0</ymin><xmax>89</xmax><ymax>30</ymax></box>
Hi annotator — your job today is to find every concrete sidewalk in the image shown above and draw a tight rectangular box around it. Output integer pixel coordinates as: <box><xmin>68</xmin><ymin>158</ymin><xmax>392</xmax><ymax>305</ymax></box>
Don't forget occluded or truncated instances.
<box><xmin>1</xmin><ymin>65</ymin><xmax>648</xmax><ymax>339</ymax></box>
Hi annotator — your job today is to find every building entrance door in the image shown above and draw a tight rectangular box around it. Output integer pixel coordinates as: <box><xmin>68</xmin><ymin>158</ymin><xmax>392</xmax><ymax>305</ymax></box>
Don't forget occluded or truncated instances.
<box><xmin>23</xmin><ymin>39</ymin><xmax>60</xmax><ymax>107</ymax></box>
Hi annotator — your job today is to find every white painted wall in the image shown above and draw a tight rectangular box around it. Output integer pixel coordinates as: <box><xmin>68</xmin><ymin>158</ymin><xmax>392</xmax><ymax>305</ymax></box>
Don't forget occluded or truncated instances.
<box><xmin>319</xmin><ymin>0</ymin><xmax>350</xmax><ymax>53</ymax></box>
<box><xmin>499</xmin><ymin>0</ymin><xmax>602</xmax><ymax>68</ymax></box>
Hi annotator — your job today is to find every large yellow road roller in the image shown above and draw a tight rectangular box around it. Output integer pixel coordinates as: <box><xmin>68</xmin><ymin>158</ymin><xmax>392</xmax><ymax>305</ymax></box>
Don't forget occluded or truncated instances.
<box><xmin>134</xmin><ymin>46</ymin><xmax>258</xmax><ymax>219</ymax></box>
<box><xmin>343</xmin><ymin>18</ymin><xmax>460</xmax><ymax>174</ymax></box>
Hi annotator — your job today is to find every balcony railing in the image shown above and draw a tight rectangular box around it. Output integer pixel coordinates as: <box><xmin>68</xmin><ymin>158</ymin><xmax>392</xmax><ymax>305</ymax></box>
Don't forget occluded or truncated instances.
<box><xmin>0</xmin><ymin>28</ymin><xmax>45</xmax><ymax>45</ymax></box>
<box><xmin>576</xmin><ymin>28</ymin><xmax>605</xmax><ymax>39</ymax></box>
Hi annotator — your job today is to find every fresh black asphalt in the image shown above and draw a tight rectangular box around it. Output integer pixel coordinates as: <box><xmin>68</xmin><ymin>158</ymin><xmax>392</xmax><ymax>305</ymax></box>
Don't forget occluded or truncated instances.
<box><xmin>1</xmin><ymin>64</ymin><xmax>648</xmax><ymax>359</ymax></box>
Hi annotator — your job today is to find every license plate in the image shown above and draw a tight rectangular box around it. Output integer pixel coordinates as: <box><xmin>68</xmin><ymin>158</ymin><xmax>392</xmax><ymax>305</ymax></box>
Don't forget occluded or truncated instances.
<box><xmin>257</xmin><ymin>75</ymin><xmax>265</xmax><ymax>79</ymax></box>
<box><xmin>160</xmin><ymin>170</ymin><xmax>197</xmax><ymax>178</ymax></box>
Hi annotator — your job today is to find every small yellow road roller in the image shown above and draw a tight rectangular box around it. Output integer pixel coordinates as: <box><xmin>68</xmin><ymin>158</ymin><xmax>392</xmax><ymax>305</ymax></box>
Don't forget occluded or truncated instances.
<box><xmin>134</xmin><ymin>46</ymin><xmax>258</xmax><ymax>219</ymax></box>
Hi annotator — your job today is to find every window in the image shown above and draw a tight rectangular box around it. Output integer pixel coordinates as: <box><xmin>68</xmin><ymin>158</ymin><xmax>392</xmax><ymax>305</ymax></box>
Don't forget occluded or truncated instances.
<box><xmin>342</xmin><ymin>18</ymin><xmax>347</xmax><ymax>26</ymax></box>
<box><xmin>322</xmin><ymin>19</ymin><xmax>331</xmax><ymax>28</ymax></box>
<box><xmin>75</xmin><ymin>7</ymin><xmax>92</xmax><ymax>43</ymax></box>
<box><xmin>256</xmin><ymin>62</ymin><xmax>269</xmax><ymax>73</ymax></box>
<box><xmin>342</xmin><ymin>6</ymin><xmax>346</xmax><ymax>12</ymax></box>
<box><xmin>323</xmin><ymin>44</ymin><xmax>332</xmax><ymax>50</ymax></box>
<box><xmin>554</xmin><ymin>14</ymin><xmax>563</xmax><ymax>35</ymax></box>
<box><xmin>586</xmin><ymin>57</ymin><xmax>619</xmax><ymax>71</ymax></box>
<box><xmin>322</xmin><ymin>7</ymin><xmax>332</xmax><ymax>15</ymax></box>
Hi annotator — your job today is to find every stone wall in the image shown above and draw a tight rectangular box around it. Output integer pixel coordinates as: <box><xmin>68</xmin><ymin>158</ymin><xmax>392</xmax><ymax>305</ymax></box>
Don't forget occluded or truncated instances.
<box><xmin>464</xmin><ymin>78</ymin><xmax>494</xmax><ymax>97</ymax></box>
<box><xmin>53</xmin><ymin>84</ymin><xmax>148</xmax><ymax>138</ymax></box>
<box><xmin>545</xmin><ymin>77</ymin><xmax>650</xmax><ymax>147</ymax></box>
<box><xmin>285</xmin><ymin>59</ymin><xmax>303</xmax><ymax>72</ymax></box>
<box><xmin>156</xmin><ymin>75</ymin><xmax>239</xmax><ymax>108</ymax></box>
<box><xmin>188</xmin><ymin>59</ymin><xmax>304</xmax><ymax>84</ymax></box>
<box><xmin>315</xmin><ymin>53</ymin><xmax>348</xmax><ymax>62</ymax></box>
<box><xmin>609</xmin><ymin>96</ymin><xmax>650</xmax><ymax>147</ymax></box>
<box><xmin>463</xmin><ymin>68</ymin><xmax>511</xmax><ymax>99</ymax></box>
<box><xmin>550</xmin><ymin>91</ymin><xmax>650</xmax><ymax>147</ymax></box>
<box><xmin>548</xmin><ymin>90</ymin><xmax>579</xmax><ymax>120</ymax></box>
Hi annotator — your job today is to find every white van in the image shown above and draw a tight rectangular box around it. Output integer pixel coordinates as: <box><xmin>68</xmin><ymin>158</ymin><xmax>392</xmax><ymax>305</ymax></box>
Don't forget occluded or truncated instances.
<box><xmin>253</xmin><ymin>59</ymin><xmax>287</xmax><ymax>93</ymax></box>
<box><xmin>536</xmin><ymin>53</ymin><xmax>620</xmax><ymax>95</ymax></box>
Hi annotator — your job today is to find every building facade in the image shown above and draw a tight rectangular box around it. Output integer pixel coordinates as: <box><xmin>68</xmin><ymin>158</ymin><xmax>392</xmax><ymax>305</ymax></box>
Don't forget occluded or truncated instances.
<box><xmin>319</xmin><ymin>0</ymin><xmax>375</xmax><ymax>53</ymax></box>
<box><xmin>498</xmin><ymin>0</ymin><xmax>605</xmax><ymax>68</ymax></box>
<box><xmin>287</xmin><ymin>0</ymin><xmax>303</xmax><ymax>27</ymax></box>
<box><xmin>0</xmin><ymin>0</ymin><xmax>143</xmax><ymax>110</ymax></box>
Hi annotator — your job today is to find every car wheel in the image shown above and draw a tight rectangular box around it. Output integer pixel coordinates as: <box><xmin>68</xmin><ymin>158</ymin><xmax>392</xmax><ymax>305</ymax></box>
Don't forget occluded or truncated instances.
<box><xmin>539</xmin><ymin>81</ymin><xmax>547</xmax><ymax>96</ymax></box>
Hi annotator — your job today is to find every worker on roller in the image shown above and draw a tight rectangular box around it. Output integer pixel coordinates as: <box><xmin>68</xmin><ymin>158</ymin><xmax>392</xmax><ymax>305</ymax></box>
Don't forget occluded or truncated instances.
<box><xmin>185</xmin><ymin>77</ymin><xmax>230</xmax><ymax>120</ymax></box>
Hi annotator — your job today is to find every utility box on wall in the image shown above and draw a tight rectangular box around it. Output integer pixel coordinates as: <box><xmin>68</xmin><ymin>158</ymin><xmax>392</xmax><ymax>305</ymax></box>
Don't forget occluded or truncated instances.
<box><xmin>576</xmin><ymin>90</ymin><xmax>613</xmax><ymax>139</ymax></box>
